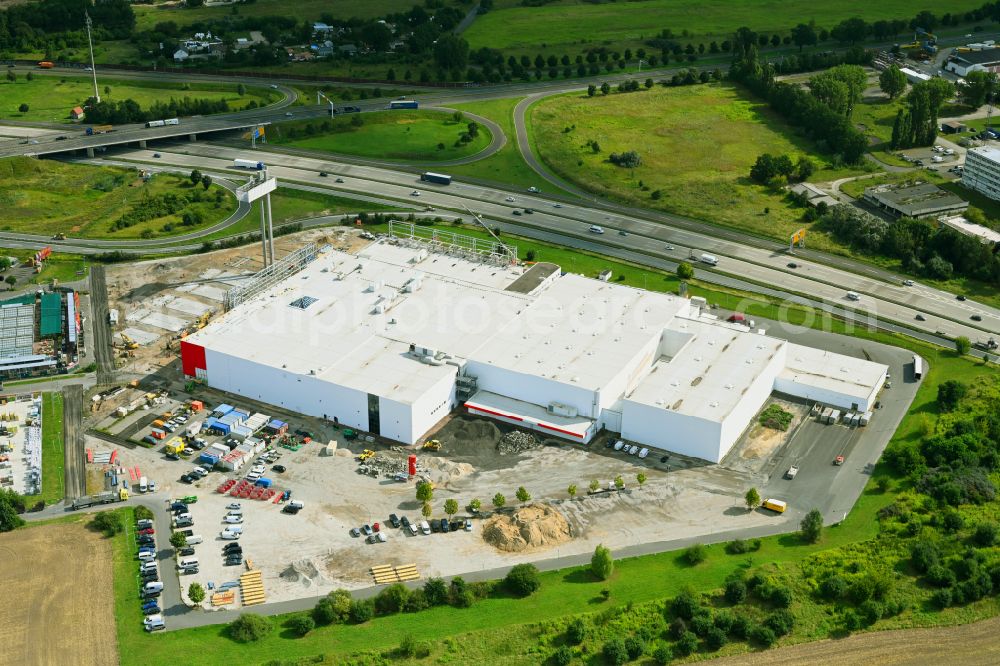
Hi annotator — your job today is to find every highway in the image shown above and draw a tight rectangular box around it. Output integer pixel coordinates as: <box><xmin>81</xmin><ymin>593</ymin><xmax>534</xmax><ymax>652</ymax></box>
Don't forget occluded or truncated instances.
<box><xmin>85</xmin><ymin>144</ymin><xmax>999</xmax><ymax>345</ymax></box>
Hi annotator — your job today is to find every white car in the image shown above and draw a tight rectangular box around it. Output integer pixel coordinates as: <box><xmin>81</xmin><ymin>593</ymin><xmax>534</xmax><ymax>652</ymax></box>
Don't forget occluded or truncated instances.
<box><xmin>224</xmin><ymin>515</ymin><xmax>243</xmax><ymax>524</ymax></box>
<box><xmin>628</xmin><ymin>445</ymin><xmax>640</xmax><ymax>455</ymax></box>
<box><xmin>528</xmin><ymin>186</ymin><xmax>539</xmax><ymax>193</ymax></box>
<box><xmin>410</xmin><ymin>190</ymin><xmax>420</xmax><ymax>197</ymax></box>
<box><xmin>589</xmin><ymin>225</ymin><xmax>605</xmax><ymax>234</ymax></box>
<box><xmin>638</xmin><ymin>448</ymin><xmax>649</xmax><ymax>459</ymax></box>
<box><xmin>613</xmin><ymin>440</ymin><xmax>625</xmax><ymax>451</ymax></box>
<box><xmin>246</xmin><ymin>472</ymin><xmax>261</xmax><ymax>482</ymax></box>
<box><xmin>226</xmin><ymin>502</ymin><xmax>242</xmax><ymax>511</ymax></box>
<box><xmin>419</xmin><ymin>520</ymin><xmax>431</xmax><ymax>535</ymax></box>
<box><xmin>285</xmin><ymin>111</ymin><xmax>293</xmax><ymax>116</ymax></box>
<box><xmin>902</xmin><ymin>279</ymin><xmax>914</xmax><ymax>286</ymax></box>
<box><xmin>148</xmin><ymin>480</ymin><xmax>158</xmax><ymax>492</ymax></box>
<box><xmin>505</xmin><ymin>196</ymin><xmax>515</xmax><ymax>202</ymax></box>
<box><xmin>194</xmin><ymin>467</ymin><xmax>209</xmax><ymax>477</ymax></box>
<box><xmin>219</xmin><ymin>530</ymin><xmax>240</xmax><ymax>540</ymax></box>
<box><xmin>251</xmin><ymin>465</ymin><xmax>265</xmax><ymax>475</ymax></box>
<box><xmin>553</xmin><ymin>203</ymin><xmax>562</xmax><ymax>208</ymax></box>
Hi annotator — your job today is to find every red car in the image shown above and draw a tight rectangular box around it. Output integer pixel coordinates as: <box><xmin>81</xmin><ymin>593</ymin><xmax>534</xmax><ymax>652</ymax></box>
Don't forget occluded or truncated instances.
<box><xmin>138</xmin><ymin>528</ymin><xmax>155</xmax><ymax>536</ymax></box>
<box><xmin>372</xmin><ymin>522</ymin><xmax>380</xmax><ymax>532</ymax></box>
<box><xmin>833</xmin><ymin>456</ymin><xmax>845</xmax><ymax>466</ymax></box>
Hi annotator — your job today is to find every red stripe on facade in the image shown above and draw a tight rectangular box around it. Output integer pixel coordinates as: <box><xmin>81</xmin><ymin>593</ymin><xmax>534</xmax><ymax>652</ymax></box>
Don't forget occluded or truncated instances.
<box><xmin>464</xmin><ymin>403</ymin><xmax>523</xmax><ymax>422</ymax></box>
<box><xmin>538</xmin><ymin>422</ymin><xmax>585</xmax><ymax>438</ymax></box>
<box><xmin>180</xmin><ymin>340</ymin><xmax>206</xmax><ymax>377</ymax></box>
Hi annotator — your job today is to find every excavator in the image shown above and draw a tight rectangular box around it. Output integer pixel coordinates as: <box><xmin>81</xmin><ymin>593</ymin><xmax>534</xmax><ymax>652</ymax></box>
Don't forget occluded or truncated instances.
<box><xmin>115</xmin><ymin>333</ymin><xmax>138</xmax><ymax>350</ymax></box>
<box><xmin>422</xmin><ymin>439</ymin><xmax>441</xmax><ymax>451</ymax></box>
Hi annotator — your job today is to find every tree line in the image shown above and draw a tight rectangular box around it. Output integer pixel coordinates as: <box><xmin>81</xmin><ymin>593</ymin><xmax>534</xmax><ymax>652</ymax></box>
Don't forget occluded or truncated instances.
<box><xmin>81</xmin><ymin>95</ymin><xmax>235</xmax><ymax>124</ymax></box>
<box><xmin>0</xmin><ymin>0</ymin><xmax>133</xmax><ymax>52</ymax></box>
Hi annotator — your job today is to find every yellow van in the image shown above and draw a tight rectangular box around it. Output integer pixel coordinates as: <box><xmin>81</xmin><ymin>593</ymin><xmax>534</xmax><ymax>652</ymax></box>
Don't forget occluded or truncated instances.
<box><xmin>762</xmin><ymin>498</ymin><xmax>787</xmax><ymax>513</ymax></box>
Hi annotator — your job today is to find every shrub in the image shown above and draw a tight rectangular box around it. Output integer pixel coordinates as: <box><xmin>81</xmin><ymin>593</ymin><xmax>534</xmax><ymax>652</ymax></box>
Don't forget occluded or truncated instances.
<box><xmin>90</xmin><ymin>511</ymin><xmax>124</xmax><ymax>537</ymax></box>
<box><xmin>730</xmin><ymin>615</ymin><xmax>752</xmax><ymax>639</ymax></box>
<box><xmin>288</xmin><ymin>615</ymin><xmax>315</xmax><ymax>637</ymax></box>
<box><xmin>911</xmin><ymin>541</ymin><xmax>941</xmax><ymax>573</ymax></box>
<box><xmin>926</xmin><ymin>564</ymin><xmax>956</xmax><ymax>588</ymax></box>
<box><xmin>652</xmin><ymin>643</ymin><xmax>673</xmax><ymax>664</ymax></box>
<box><xmin>973</xmin><ymin>522</ymin><xmax>998</xmax><ymax>547</ymax></box>
<box><xmin>820</xmin><ymin>575</ymin><xmax>848</xmax><ymax>600</ymax></box>
<box><xmin>566</xmin><ymin>618</ymin><xmax>586</xmax><ymax>644</ymax></box>
<box><xmin>424</xmin><ymin>578</ymin><xmax>448</xmax><ymax>606</ymax></box>
<box><xmin>505</xmin><ymin>563</ymin><xmax>541</xmax><ymax>597</ymax></box>
<box><xmin>685</xmin><ymin>543</ymin><xmax>708</xmax><ymax>565</ymax></box>
<box><xmin>800</xmin><ymin>508</ymin><xmax>823</xmax><ymax>543</ymax></box>
<box><xmin>228</xmin><ymin>614</ymin><xmax>272</xmax><ymax>642</ymax></box>
<box><xmin>930</xmin><ymin>587</ymin><xmax>953</xmax><ymax>609</ymax></box>
<box><xmin>750</xmin><ymin>625</ymin><xmax>777</xmax><ymax>647</ymax></box>
<box><xmin>674</xmin><ymin>631</ymin><xmax>699</xmax><ymax>657</ymax></box>
<box><xmin>724</xmin><ymin>579</ymin><xmax>747</xmax><ymax>604</ymax></box>
<box><xmin>759</xmin><ymin>403</ymin><xmax>793</xmax><ymax>430</ymax></box>
<box><xmin>713</xmin><ymin>611</ymin><xmax>734</xmax><ymax>633</ymax></box>
<box><xmin>603</xmin><ymin>637</ymin><xmax>629</xmax><ymax>665</ymax></box>
<box><xmin>705</xmin><ymin>626</ymin><xmax>728</xmax><ymax>650</ymax></box>
<box><xmin>402</xmin><ymin>588</ymin><xmax>428</xmax><ymax>613</ymax></box>
<box><xmin>623</xmin><ymin>636</ymin><xmax>645</xmax><ymax>660</ymax></box>
<box><xmin>690</xmin><ymin>613</ymin><xmax>713</xmax><ymax>637</ymax></box>
<box><xmin>725</xmin><ymin>538</ymin><xmax>762</xmax><ymax>554</ymax></box>
<box><xmin>608</xmin><ymin>150</ymin><xmax>642</xmax><ymax>168</ymax></box>
<box><xmin>553</xmin><ymin>645</ymin><xmax>573</xmax><ymax>666</ymax></box>
<box><xmin>349</xmin><ymin>599</ymin><xmax>375</xmax><ymax>623</ymax></box>
<box><xmin>374</xmin><ymin>583</ymin><xmax>410</xmax><ymax>614</ymax></box>
<box><xmin>134</xmin><ymin>506</ymin><xmax>153</xmax><ymax>520</ymax></box>
<box><xmin>591</xmin><ymin>544</ymin><xmax>614</xmax><ymax>580</ymax></box>
<box><xmin>670</xmin><ymin>588</ymin><xmax>700</xmax><ymax>620</ymax></box>
<box><xmin>859</xmin><ymin>600</ymin><xmax>883</xmax><ymax>626</ymax></box>
<box><xmin>765</xmin><ymin>609</ymin><xmax>794</xmax><ymax>636</ymax></box>
<box><xmin>848</xmin><ymin>577</ymin><xmax>876</xmax><ymax>604</ymax></box>
<box><xmin>668</xmin><ymin>617</ymin><xmax>687</xmax><ymax>640</ymax></box>
<box><xmin>843</xmin><ymin>609</ymin><xmax>862</xmax><ymax>631</ymax></box>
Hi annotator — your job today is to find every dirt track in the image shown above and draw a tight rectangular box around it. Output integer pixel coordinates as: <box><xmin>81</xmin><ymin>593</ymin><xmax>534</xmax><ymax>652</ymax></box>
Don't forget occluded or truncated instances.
<box><xmin>0</xmin><ymin>523</ymin><xmax>118</xmax><ymax>666</ymax></box>
<box><xmin>709</xmin><ymin>616</ymin><xmax>1000</xmax><ymax>665</ymax></box>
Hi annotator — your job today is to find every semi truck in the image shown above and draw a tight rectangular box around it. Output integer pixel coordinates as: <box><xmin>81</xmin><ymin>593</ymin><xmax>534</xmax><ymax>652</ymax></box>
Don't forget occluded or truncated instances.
<box><xmin>37</xmin><ymin>61</ymin><xmax>54</xmax><ymax>69</ymax></box>
<box><xmin>145</xmin><ymin>118</ymin><xmax>179</xmax><ymax>128</ymax></box>
<box><xmin>234</xmin><ymin>159</ymin><xmax>265</xmax><ymax>170</ymax></box>
<box><xmin>70</xmin><ymin>489</ymin><xmax>128</xmax><ymax>510</ymax></box>
<box><xmin>420</xmin><ymin>172</ymin><xmax>452</xmax><ymax>185</ymax></box>
<box><xmin>86</xmin><ymin>125</ymin><xmax>113</xmax><ymax>136</ymax></box>
<box><xmin>699</xmin><ymin>253</ymin><xmax>719</xmax><ymax>266</ymax></box>
<box><xmin>388</xmin><ymin>100</ymin><xmax>418</xmax><ymax>110</ymax></box>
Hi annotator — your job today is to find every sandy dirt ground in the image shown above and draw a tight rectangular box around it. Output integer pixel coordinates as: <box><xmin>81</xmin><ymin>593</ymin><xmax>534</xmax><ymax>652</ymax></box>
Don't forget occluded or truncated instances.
<box><xmin>0</xmin><ymin>523</ymin><xmax>118</xmax><ymax>666</ymax></box>
<box><xmin>708</xmin><ymin>616</ymin><xmax>1000</xmax><ymax>665</ymax></box>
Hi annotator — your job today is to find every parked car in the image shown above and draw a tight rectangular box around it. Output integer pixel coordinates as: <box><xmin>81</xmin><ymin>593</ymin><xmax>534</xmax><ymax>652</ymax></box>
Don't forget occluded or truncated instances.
<box><xmin>627</xmin><ymin>445</ymin><xmax>640</xmax><ymax>455</ymax></box>
<box><xmin>350</xmin><ymin>527</ymin><xmax>361</xmax><ymax>538</ymax></box>
<box><xmin>178</xmin><ymin>547</ymin><xmax>195</xmax><ymax>556</ymax></box>
<box><xmin>440</xmin><ymin>519</ymin><xmax>450</xmax><ymax>533</ymax></box>
<box><xmin>361</xmin><ymin>524</ymin><xmax>373</xmax><ymax>536</ymax></box>
<box><xmin>224</xmin><ymin>515</ymin><xmax>243</xmax><ymax>524</ymax></box>
<box><xmin>179</xmin><ymin>474</ymin><xmax>194</xmax><ymax>484</ymax></box>
<box><xmin>464</xmin><ymin>519</ymin><xmax>473</xmax><ymax>532</ymax></box>
<box><xmin>219</xmin><ymin>531</ymin><xmax>241</xmax><ymax>540</ymax></box>
<box><xmin>419</xmin><ymin>520</ymin><xmax>431</xmax><ymax>535</ymax></box>
<box><xmin>638</xmin><ymin>448</ymin><xmax>649</xmax><ymax>459</ymax></box>
<box><xmin>785</xmin><ymin>465</ymin><xmax>800</xmax><ymax>480</ymax></box>
<box><xmin>388</xmin><ymin>513</ymin><xmax>401</xmax><ymax>528</ymax></box>
<box><xmin>367</xmin><ymin>532</ymin><xmax>387</xmax><ymax>544</ymax></box>
<box><xmin>272</xmin><ymin>464</ymin><xmax>286</xmax><ymax>473</ymax></box>
<box><xmin>613</xmin><ymin>439</ymin><xmax>625</xmax><ymax>451</ymax></box>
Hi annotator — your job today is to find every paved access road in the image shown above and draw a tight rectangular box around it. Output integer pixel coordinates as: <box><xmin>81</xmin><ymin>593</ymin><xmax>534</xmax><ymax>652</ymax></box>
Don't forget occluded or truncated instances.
<box><xmin>62</xmin><ymin>384</ymin><xmax>85</xmax><ymax>499</ymax></box>
<box><xmin>103</xmin><ymin>144</ymin><xmax>1000</xmax><ymax>344</ymax></box>
<box><xmin>88</xmin><ymin>265</ymin><xmax>117</xmax><ymax>386</ymax></box>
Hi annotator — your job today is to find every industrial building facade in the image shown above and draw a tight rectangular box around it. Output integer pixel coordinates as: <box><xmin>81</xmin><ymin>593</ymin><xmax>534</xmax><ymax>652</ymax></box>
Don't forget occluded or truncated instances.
<box><xmin>963</xmin><ymin>146</ymin><xmax>1000</xmax><ymax>201</ymax></box>
<box><xmin>181</xmin><ymin>231</ymin><xmax>887</xmax><ymax>463</ymax></box>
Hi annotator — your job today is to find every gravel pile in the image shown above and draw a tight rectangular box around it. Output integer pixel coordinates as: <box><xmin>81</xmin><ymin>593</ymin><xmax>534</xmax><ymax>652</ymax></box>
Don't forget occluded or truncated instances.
<box><xmin>497</xmin><ymin>431</ymin><xmax>538</xmax><ymax>455</ymax></box>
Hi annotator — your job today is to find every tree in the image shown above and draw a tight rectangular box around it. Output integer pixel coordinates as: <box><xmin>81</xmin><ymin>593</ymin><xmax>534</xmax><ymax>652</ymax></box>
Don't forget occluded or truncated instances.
<box><xmin>228</xmin><ymin>613</ymin><xmax>273</xmax><ymax>642</ymax></box>
<box><xmin>937</xmin><ymin>380</ymin><xmax>967</xmax><ymax>411</ymax></box>
<box><xmin>18</xmin><ymin>103</ymin><xmax>28</xmax><ymax>113</ymax></box>
<box><xmin>604</xmin><ymin>638</ymin><xmax>629</xmax><ymax>665</ymax></box>
<box><xmin>515</xmin><ymin>486</ymin><xmax>531</xmax><ymax>504</ymax></box>
<box><xmin>961</xmin><ymin>70</ymin><xmax>996</xmax><ymax>108</ymax></box>
<box><xmin>349</xmin><ymin>599</ymin><xmax>375</xmax><ymax>623</ymax></box>
<box><xmin>189</xmin><ymin>169</ymin><xmax>202</xmax><ymax>185</ymax></box>
<box><xmin>170</xmin><ymin>531</ymin><xmax>188</xmax><ymax>548</ymax></box>
<box><xmin>91</xmin><ymin>511</ymin><xmax>123</xmax><ymax>536</ymax></box>
<box><xmin>415</xmin><ymin>481</ymin><xmax>434</xmax><ymax>503</ymax></box>
<box><xmin>808</xmin><ymin>73</ymin><xmax>850</xmax><ymax>117</ymax></box>
<box><xmin>6</xmin><ymin>70</ymin><xmax>15</xmax><ymax>82</ymax></box>
<box><xmin>955</xmin><ymin>336</ymin><xmax>971</xmax><ymax>355</ymax></box>
<box><xmin>421</xmin><ymin>501</ymin><xmax>432</xmax><ymax>519</ymax></box>
<box><xmin>188</xmin><ymin>582</ymin><xmax>206</xmax><ymax>604</ymax></box>
<box><xmin>791</xmin><ymin>22</ymin><xmax>817</xmax><ymax>51</ymax></box>
<box><xmin>676</xmin><ymin>262</ymin><xmax>694</xmax><ymax>279</ymax></box>
<box><xmin>567</xmin><ymin>484</ymin><xmax>577</xmax><ymax>499</ymax></box>
<box><xmin>492</xmin><ymin>492</ymin><xmax>506</xmax><ymax>509</ymax></box>
<box><xmin>879</xmin><ymin>65</ymin><xmax>907</xmax><ymax>100</ymax></box>
<box><xmin>443</xmin><ymin>498</ymin><xmax>459</xmax><ymax>518</ymax></box>
<box><xmin>0</xmin><ymin>496</ymin><xmax>23</xmax><ymax>532</ymax></box>
<box><xmin>600</xmin><ymin>82</ymin><xmax>610</xmax><ymax>95</ymax></box>
<box><xmin>468</xmin><ymin>498</ymin><xmax>481</xmax><ymax>513</ymax></box>
<box><xmin>589</xmin><ymin>479</ymin><xmax>600</xmax><ymax>493</ymax></box>
<box><xmin>201</xmin><ymin>175</ymin><xmax>212</xmax><ymax>190</ymax></box>
<box><xmin>800</xmin><ymin>508</ymin><xmax>823</xmax><ymax>543</ymax></box>
<box><xmin>434</xmin><ymin>35</ymin><xmax>469</xmax><ymax>71</ymax></box>
<box><xmin>5</xmin><ymin>276</ymin><xmax>16</xmax><ymax>291</ymax></box>
<box><xmin>375</xmin><ymin>583</ymin><xmax>410</xmax><ymax>614</ymax></box>
<box><xmin>591</xmin><ymin>544</ymin><xmax>614</xmax><ymax>580</ymax></box>
<box><xmin>289</xmin><ymin>615</ymin><xmax>315</xmax><ymax>636</ymax></box>
<box><xmin>636</xmin><ymin>472</ymin><xmax>647</xmax><ymax>489</ymax></box>
<box><xmin>614</xmin><ymin>475</ymin><xmax>624</xmax><ymax>490</ymax></box>
<box><xmin>745</xmin><ymin>487</ymin><xmax>761</xmax><ymax>511</ymax></box>
<box><xmin>424</xmin><ymin>578</ymin><xmax>449</xmax><ymax>606</ymax></box>
<box><xmin>587</xmin><ymin>84</ymin><xmax>596</xmax><ymax>97</ymax></box>
<box><xmin>236</xmin><ymin>83</ymin><xmax>246</xmax><ymax>97</ymax></box>
<box><xmin>796</xmin><ymin>156</ymin><xmax>816</xmax><ymax>181</ymax></box>
<box><xmin>830</xmin><ymin>17</ymin><xmax>869</xmax><ymax>44</ymax></box>
<box><xmin>504</xmin><ymin>563</ymin><xmax>541</xmax><ymax>596</ymax></box>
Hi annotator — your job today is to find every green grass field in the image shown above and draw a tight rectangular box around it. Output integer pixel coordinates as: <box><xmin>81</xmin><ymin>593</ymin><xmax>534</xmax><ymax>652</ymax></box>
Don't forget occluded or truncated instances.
<box><xmin>466</xmin><ymin>0</ymin><xmax>986</xmax><ymax>54</ymax></box>
<box><xmin>134</xmin><ymin>0</ymin><xmax>417</xmax><ymax>32</ymax></box>
<box><xmin>530</xmin><ymin>83</ymin><xmax>866</xmax><ymax>249</ymax></box>
<box><xmin>0</xmin><ymin>76</ymin><xmax>276</xmax><ymax>124</ymax></box>
<box><xmin>0</xmin><ymin>157</ymin><xmax>234</xmax><ymax>240</ymax></box>
<box><xmin>270</xmin><ymin>110</ymin><xmax>492</xmax><ymax>162</ymax></box>
<box><xmin>39</xmin><ymin>392</ymin><xmax>64</xmax><ymax>505</ymax></box>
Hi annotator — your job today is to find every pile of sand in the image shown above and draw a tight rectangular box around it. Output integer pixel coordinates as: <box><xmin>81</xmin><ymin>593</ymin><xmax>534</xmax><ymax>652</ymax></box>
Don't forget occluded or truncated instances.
<box><xmin>280</xmin><ymin>559</ymin><xmax>322</xmax><ymax>587</ymax></box>
<box><xmin>482</xmin><ymin>504</ymin><xmax>572</xmax><ymax>553</ymax></box>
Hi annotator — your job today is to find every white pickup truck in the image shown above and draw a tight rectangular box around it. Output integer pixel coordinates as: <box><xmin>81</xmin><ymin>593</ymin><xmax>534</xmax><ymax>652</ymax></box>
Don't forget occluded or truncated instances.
<box><xmin>784</xmin><ymin>466</ymin><xmax>799</xmax><ymax>480</ymax></box>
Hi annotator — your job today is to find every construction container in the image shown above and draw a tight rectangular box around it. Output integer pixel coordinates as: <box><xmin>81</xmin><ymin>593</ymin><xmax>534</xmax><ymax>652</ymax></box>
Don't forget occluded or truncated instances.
<box><xmin>820</xmin><ymin>407</ymin><xmax>833</xmax><ymax>424</ymax></box>
<box><xmin>267</xmin><ymin>419</ymin><xmax>288</xmax><ymax>434</ymax></box>
<box><xmin>829</xmin><ymin>409</ymin><xmax>841</xmax><ymax>425</ymax></box>
<box><xmin>860</xmin><ymin>411</ymin><xmax>872</xmax><ymax>426</ymax></box>
<box><xmin>255</xmin><ymin>477</ymin><xmax>272</xmax><ymax>488</ymax></box>
<box><xmin>199</xmin><ymin>452</ymin><xmax>220</xmax><ymax>465</ymax></box>
<box><xmin>189</xmin><ymin>400</ymin><xmax>204</xmax><ymax>412</ymax></box>
<box><xmin>151</xmin><ymin>428</ymin><xmax>165</xmax><ymax>440</ymax></box>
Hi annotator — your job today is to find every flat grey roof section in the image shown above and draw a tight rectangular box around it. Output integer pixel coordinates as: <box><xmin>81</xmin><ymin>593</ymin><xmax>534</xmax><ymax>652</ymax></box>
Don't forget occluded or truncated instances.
<box><xmin>505</xmin><ymin>262</ymin><xmax>560</xmax><ymax>294</ymax></box>
<box><xmin>0</xmin><ymin>303</ymin><xmax>35</xmax><ymax>359</ymax></box>
<box><xmin>864</xmin><ymin>183</ymin><xmax>968</xmax><ymax>218</ymax></box>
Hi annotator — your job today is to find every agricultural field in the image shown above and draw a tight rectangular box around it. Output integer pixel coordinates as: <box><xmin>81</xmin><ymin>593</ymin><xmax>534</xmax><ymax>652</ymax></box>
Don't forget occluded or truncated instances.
<box><xmin>0</xmin><ymin>519</ymin><xmax>118</xmax><ymax>666</ymax></box>
<box><xmin>133</xmin><ymin>0</ymin><xmax>420</xmax><ymax>31</ymax></box>
<box><xmin>0</xmin><ymin>75</ymin><xmax>277</xmax><ymax>123</ymax></box>
<box><xmin>270</xmin><ymin>110</ymin><xmax>492</xmax><ymax>163</ymax></box>
<box><xmin>467</xmin><ymin>0</ymin><xmax>986</xmax><ymax>54</ymax></box>
<box><xmin>529</xmin><ymin>82</ymin><xmax>866</xmax><ymax>249</ymax></box>
<box><xmin>0</xmin><ymin>157</ymin><xmax>234</xmax><ymax>240</ymax></box>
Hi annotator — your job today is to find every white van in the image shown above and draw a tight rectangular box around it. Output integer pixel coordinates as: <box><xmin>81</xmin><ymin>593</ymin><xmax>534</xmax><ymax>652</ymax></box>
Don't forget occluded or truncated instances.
<box><xmin>588</xmin><ymin>225</ymin><xmax>604</xmax><ymax>234</ymax></box>
<box><xmin>143</xmin><ymin>581</ymin><xmax>164</xmax><ymax>594</ymax></box>
<box><xmin>288</xmin><ymin>500</ymin><xmax>304</xmax><ymax>510</ymax></box>
<box><xmin>140</xmin><ymin>561</ymin><xmax>158</xmax><ymax>572</ymax></box>
<box><xmin>138</xmin><ymin>551</ymin><xmax>156</xmax><ymax>563</ymax></box>
<box><xmin>178</xmin><ymin>557</ymin><xmax>199</xmax><ymax>569</ymax></box>
<box><xmin>223</xmin><ymin>525</ymin><xmax>244</xmax><ymax>535</ymax></box>
<box><xmin>186</xmin><ymin>534</ymin><xmax>203</xmax><ymax>545</ymax></box>
<box><xmin>139</xmin><ymin>476</ymin><xmax>148</xmax><ymax>493</ymax></box>
<box><xmin>144</xmin><ymin>615</ymin><xmax>166</xmax><ymax>632</ymax></box>
<box><xmin>846</xmin><ymin>291</ymin><xmax>861</xmax><ymax>301</ymax></box>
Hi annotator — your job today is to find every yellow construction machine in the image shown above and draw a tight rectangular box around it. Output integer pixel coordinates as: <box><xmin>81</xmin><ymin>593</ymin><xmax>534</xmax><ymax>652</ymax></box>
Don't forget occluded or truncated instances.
<box><xmin>422</xmin><ymin>439</ymin><xmax>441</xmax><ymax>451</ymax></box>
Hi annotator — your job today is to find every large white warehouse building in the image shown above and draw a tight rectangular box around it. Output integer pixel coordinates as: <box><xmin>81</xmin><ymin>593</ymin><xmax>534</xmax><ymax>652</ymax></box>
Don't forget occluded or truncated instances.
<box><xmin>181</xmin><ymin>229</ymin><xmax>887</xmax><ymax>463</ymax></box>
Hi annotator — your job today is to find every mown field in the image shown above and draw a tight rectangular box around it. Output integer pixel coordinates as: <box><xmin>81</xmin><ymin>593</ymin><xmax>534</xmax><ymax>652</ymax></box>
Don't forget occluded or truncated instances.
<box><xmin>39</xmin><ymin>392</ymin><xmax>64</xmax><ymax>506</ymax></box>
<box><xmin>530</xmin><ymin>82</ymin><xmax>865</xmax><ymax>250</ymax></box>
<box><xmin>270</xmin><ymin>110</ymin><xmax>492</xmax><ymax>162</ymax></box>
<box><xmin>0</xmin><ymin>76</ymin><xmax>276</xmax><ymax>123</ymax></box>
<box><xmin>0</xmin><ymin>157</ymin><xmax>234</xmax><ymax>240</ymax></box>
<box><xmin>467</xmin><ymin>0</ymin><xmax>987</xmax><ymax>54</ymax></box>
<box><xmin>133</xmin><ymin>0</ymin><xmax>419</xmax><ymax>31</ymax></box>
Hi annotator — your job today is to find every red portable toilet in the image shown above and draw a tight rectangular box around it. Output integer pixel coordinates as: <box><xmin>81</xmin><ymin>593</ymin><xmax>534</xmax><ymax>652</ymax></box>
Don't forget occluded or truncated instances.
<box><xmin>408</xmin><ymin>455</ymin><xmax>417</xmax><ymax>476</ymax></box>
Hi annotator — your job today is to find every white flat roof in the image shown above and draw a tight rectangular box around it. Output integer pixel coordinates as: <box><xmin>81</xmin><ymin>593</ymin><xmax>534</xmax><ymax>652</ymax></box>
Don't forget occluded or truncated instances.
<box><xmin>466</xmin><ymin>391</ymin><xmax>593</xmax><ymax>438</ymax></box>
<box><xmin>627</xmin><ymin>318</ymin><xmax>785</xmax><ymax>422</ymax></box>
<box><xmin>779</xmin><ymin>343</ymin><xmax>888</xmax><ymax>400</ymax></box>
<box><xmin>969</xmin><ymin>145</ymin><xmax>1000</xmax><ymax>164</ymax></box>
